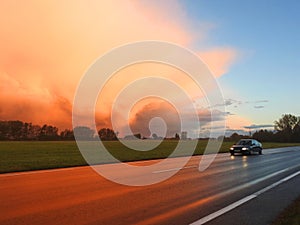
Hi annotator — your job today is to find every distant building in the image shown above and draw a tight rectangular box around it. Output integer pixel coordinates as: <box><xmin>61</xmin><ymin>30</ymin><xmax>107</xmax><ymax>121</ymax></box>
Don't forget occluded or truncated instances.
<box><xmin>181</xmin><ymin>131</ymin><xmax>187</xmax><ymax>140</ymax></box>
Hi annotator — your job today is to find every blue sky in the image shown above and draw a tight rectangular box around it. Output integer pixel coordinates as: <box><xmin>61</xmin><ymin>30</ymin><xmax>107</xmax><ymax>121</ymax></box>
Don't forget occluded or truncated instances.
<box><xmin>181</xmin><ymin>0</ymin><xmax>300</xmax><ymax>128</ymax></box>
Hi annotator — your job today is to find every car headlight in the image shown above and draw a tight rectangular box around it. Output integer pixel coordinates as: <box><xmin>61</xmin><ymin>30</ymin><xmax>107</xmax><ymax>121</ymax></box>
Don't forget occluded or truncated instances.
<box><xmin>242</xmin><ymin>147</ymin><xmax>248</xmax><ymax>150</ymax></box>
<box><xmin>230</xmin><ymin>147</ymin><xmax>234</xmax><ymax>150</ymax></box>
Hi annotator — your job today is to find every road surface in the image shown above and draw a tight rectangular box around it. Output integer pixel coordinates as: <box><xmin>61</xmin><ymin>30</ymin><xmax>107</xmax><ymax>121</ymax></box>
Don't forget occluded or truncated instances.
<box><xmin>1</xmin><ymin>146</ymin><xmax>300</xmax><ymax>225</ymax></box>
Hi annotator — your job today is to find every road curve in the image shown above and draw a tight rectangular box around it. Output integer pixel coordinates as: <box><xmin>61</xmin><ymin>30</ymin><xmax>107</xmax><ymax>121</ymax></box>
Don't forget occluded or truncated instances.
<box><xmin>1</xmin><ymin>146</ymin><xmax>300</xmax><ymax>225</ymax></box>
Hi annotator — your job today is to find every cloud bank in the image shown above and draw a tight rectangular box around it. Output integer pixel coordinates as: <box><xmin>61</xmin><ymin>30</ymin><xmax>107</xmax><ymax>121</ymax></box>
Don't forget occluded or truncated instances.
<box><xmin>0</xmin><ymin>1</ymin><xmax>238</xmax><ymax>133</ymax></box>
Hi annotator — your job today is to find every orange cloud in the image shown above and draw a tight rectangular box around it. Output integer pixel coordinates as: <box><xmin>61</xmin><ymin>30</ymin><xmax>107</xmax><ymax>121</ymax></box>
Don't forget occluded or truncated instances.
<box><xmin>129</xmin><ymin>100</ymin><xmax>180</xmax><ymax>138</ymax></box>
<box><xmin>0</xmin><ymin>1</ymin><xmax>239</xmax><ymax>131</ymax></box>
<box><xmin>226</xmin><ymin>114</ymin><xmax>252</xmax><ymax>130</ymax></box>
<box><xmin>198</xmin><ymin>48</ymin><xmax>238</xmax><ymax>77</ymax></box>
<box><xmin>126</xmin><ymin>101</ymin><xmax>233</xmax><ymax>138</ymax></box>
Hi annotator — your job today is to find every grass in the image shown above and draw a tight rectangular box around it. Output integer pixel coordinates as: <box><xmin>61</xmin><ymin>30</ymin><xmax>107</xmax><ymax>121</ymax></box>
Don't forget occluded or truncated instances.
<box><xmin>0</xmin><ymin>141</ymin><xmax>86</xmax><ymax>173</ymax></box>
<box><xmin>271</xmin><ymin>195</ymin><xmax>300</xmax><ymax>225</ymax></box>
<box><xmin>0</xmin><ymin>140</ymin><xmax>299</xmax><ymax>173</ymax></box>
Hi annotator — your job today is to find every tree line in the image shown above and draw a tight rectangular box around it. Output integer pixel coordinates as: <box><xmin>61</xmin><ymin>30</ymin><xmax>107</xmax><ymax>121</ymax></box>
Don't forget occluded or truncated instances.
<box><xmin>0</xmin><ymin>120</ymin><xmax>179</xmax><ymax>141</ymax></box>
<box><xmin>254</xmin><ymin>114</ymin><xmax>300</xmax><ymax>142</ymax></box>
<box><xmin>0</xmin><ymin>114</ymin><xmax>299</xmax><ymax>142</ymax></box>
<box><xmin>0</xmin><ymin>121</ymin><xmax>118</xmax><ymax>141</ymax></box>
<box><xmin>226</xmin><ymin>114</ymin><xmax>300</xmax><ymax>143</ymax></box>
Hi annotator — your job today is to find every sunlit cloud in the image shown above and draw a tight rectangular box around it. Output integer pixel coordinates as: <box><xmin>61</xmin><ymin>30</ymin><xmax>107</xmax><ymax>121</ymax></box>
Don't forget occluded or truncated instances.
<box><xmin>198</xmin><ymin>48</ymin><xmax>237</xmax><ymax>77</ymax></box>
<box><xmin>0</xmin><ymin>0</ymin><xmax>239</xmax><ymax>132</ymax></box>
<box><xmin>126</xmin><ymin>101</ymin><xmax>232</xmax><ymax>138</ymax></box>
<box><xmin>129</xmin><ymin>101</ymin><xmax>180</xmax><ymax>138</ymax></box>
<box><xmin>226</xmin><ymin>114</ymin><xmax>252</xmax><ymax>130</ymax></box>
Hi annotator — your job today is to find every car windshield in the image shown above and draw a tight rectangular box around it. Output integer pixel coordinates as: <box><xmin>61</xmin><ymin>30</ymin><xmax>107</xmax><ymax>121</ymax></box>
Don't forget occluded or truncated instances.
<box><xmin>237</xmin><ymin>140</ymin><xmax>251</xmax><ymax>145</ymax></box>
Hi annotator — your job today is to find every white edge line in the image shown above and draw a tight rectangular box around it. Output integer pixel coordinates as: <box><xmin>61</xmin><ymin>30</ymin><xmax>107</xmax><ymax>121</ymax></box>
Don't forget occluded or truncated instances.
<box><xmin>254</xmin><ymin>170</ymin><xmax>300</xmax><ymax>196</ymax></box>
<box><xmin>191</xmin><ymin>195</ymin><xmax>257</xmax><ymax>225</ymax></box>
<box><xmin>190</xmin><ymin>169</ymin><xmax>300</xmax><ymax>225</ymax></box>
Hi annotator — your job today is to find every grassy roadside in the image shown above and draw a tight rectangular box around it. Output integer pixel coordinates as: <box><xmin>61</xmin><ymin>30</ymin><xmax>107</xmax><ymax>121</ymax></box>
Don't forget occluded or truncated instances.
<box><xmin>0</xmin><ymin>141</ymin><xmax>299</xmax><ymax>173</ymax></box>
<box><xmin>271</xmin><ymin>195</ymin><xmax>300</xmax><ymax>225</ymax></box>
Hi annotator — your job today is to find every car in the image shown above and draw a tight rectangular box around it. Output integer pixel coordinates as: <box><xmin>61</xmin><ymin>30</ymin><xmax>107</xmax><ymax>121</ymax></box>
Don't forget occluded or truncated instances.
<box><xmin>230</xmin><ymin>139</ymin><xmax>262</xmax><ymax>156</ymax></box>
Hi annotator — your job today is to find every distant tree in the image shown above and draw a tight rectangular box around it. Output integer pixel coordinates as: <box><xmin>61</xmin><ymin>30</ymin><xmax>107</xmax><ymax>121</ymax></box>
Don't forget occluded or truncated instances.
<box><xmin>28</xmin><ymin>125</ymin><xmax>42</xmax><ymax>140</ymax></box>
<box><xmin>292</xmin><ymin>122</ymin><xmax>300</xmax><ymax>142</ymax></box>
<box><xmin>134</xmin><ymin>133</ymin><xmax>141</xmax><ymax>139</ymax></box>
<box><xmin>152</xmin><ymin>133</ymin><xmax>158</xmax><ymax>139</ymax></box>
<box><xmin>0</xmin><ymin>121</ymin><xmax>9</xmax><ymax>140</ymax></box>
<box><xmin>124</xmin><ymin>133</ymin><xmax>142</xmax><ymax>140</ymax></box>
<box><xmin>252</xmin><ymin>129</ymin><xmax>275</xmax><ymax>142</ymax></box>
<box><xmin>274</xmin><ymin>114</ymin><xmax>300</xmax><ymax>142</ymax></box>
<box><xmin>0</xmin><ymin>120</ymin><xmax>42</xmax><ymax>140</ymax></box>
<box><xmin>73</xmin><ymin>126</ymin><xmax>95</xmax><ymax>140</ymax></box>
<box><xmin>60</xmin><ymin>129</ymin><xmax>74</xmax><ymax>140</ymax></box>
<box><xmin>229</xmin><ymin>133</ymin><xmax>243</xmax><ymax>142</ymax></box>
<box><xmin>217</xmin><ymin>135</ymin><xmax>225</xmax><ymax>141</ymax></box>
<box><xmin>275</xmin><ymin>114</ymin><xmax>299</xmax><ymax>131</ymax></box>
<box><xmin>21</xmin><ymin>122</ymin><xmax>31</xmax><ymax>140</ymax></box>
<box><xmin>0</xmin><ymin>120</ymin><xmax>25</xmax><ymax>140</ymax></box>
<box><xmin>174</xmin><ymin>133</ymin><xmax>180</xmax><ymax>140</ymax></box>
<box><xmin>10</xmin><ymin>121</ymin><xmax>24</xmax><ymax>140</ymax></box>
<box><xmin>98</xmin><ymin>128</ymin><xmax>118</xmax><ymax>141</ymax></box>
<box><xmin>39</xmin><ymin>124</ymin><xmax>59</xmax><ymax>140</ymax></box>
<box><xmin>21</xmin><ymin>122</ymin><xmax>41</xmax><ymax>140</ymax></box>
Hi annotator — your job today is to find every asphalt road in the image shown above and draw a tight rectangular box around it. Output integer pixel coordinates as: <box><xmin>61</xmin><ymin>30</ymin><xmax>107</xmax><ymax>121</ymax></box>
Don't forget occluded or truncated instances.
<box><xmin>1</xmin><ymin>146</ymin><xmax>300</xmax><ymax>225</ymax></box>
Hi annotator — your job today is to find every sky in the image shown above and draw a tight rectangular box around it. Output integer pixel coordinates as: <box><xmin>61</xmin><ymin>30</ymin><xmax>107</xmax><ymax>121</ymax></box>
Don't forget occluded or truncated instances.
<box><xmin>0</xmin><ymin>0</ymin><xmax>299</xmax><ymax>138</ymax></box>
<box><xmin>182</xmin><ymin>0</ymin><xmax>300</xmax><ymax>131</ymax></box>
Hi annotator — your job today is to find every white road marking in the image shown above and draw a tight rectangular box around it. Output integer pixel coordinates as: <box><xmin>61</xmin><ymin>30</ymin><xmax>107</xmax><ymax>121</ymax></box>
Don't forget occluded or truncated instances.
<box><xmin>191</xmin><ymin>195</ymin><xmax>257</xmax><ymax>225</ymax></box>
<box><xmin>190</xmin><ymin>169</ymin><xmax>300</xmax><ymax>225</ymax></box>
<box><xmin>254</xmin><ymin>170</ymin><xmax>300</xmax><ymax>196</ymax></box>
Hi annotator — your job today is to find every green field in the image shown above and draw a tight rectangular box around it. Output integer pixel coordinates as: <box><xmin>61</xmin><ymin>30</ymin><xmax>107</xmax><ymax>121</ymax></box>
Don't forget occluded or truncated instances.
<box><xmin>0</xmin><ymin>141</ymin><xmax>299</xmax><ymax>173</ymax></box>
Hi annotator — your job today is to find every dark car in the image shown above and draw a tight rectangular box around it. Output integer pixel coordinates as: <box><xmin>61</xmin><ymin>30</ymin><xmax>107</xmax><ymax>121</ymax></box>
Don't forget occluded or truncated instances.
<box><xmin>230</xmin><ymin>139</ymin><xmax>262</xmax><ymax>156</ymax></box>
